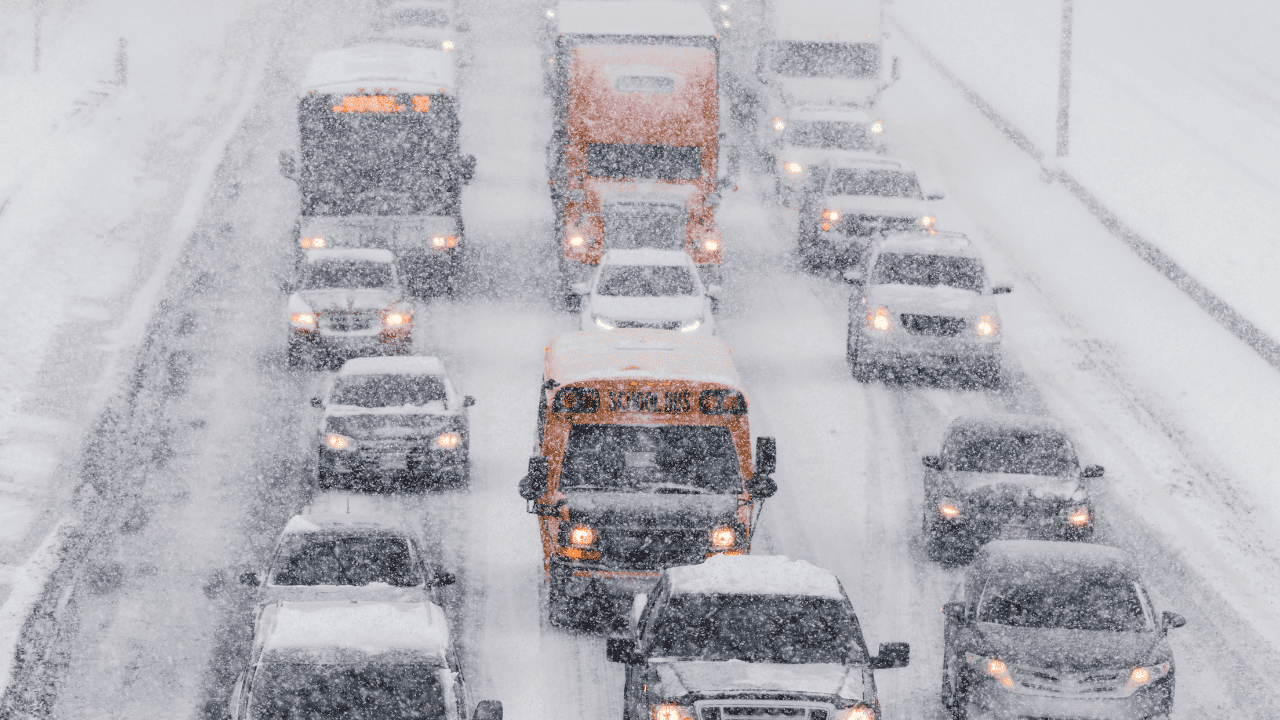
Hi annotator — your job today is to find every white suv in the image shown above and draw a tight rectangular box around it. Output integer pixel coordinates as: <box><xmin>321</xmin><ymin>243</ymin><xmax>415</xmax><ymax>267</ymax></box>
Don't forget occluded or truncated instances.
<box><xmin>573</xmin><ymin>249</ymin><xmax>718</xmax><ymax>335</ymax></box>
<box><xmin>845</xmin><ymin>231</ymin><xmax>1011</xmax><ymax>386</ymax></box>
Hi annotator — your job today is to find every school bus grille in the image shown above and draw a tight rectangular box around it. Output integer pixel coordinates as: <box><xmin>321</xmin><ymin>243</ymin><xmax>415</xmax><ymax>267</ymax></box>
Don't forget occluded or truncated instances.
<box><xmin>597</xmin><ymin>527</ymin><xmax>707</xmax><ymax>570</ymax></box>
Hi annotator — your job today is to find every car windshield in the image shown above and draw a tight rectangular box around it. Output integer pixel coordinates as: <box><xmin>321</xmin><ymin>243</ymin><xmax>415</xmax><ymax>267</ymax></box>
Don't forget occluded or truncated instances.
<box><xmin>786</xmin><ymin>121</ymin><xmax>872</xmax><ymax>151</ymax></box>
<box><xmin>271</xmin><ymin>534</ymin><xmax>421</xmax><ymax>587</ymax></box>
<box><xmin>602</xmin><ymin>205</ymin><xmax>688</xmax><ymax>251</ymax></box>
<box><xmin>596</xmin><ymin>265</ymin><xmax>697</xmax><ymax>297</ymax></box>
<box><xmin>977</xmin><ymin>572</ymin><xmax>1154</xmax><ymax>632</ymax></box>
<box><xmin>827</xmin><ymin>169</ymin><xmax>922</xmax><ymax>199</ymax></box>
<box><xmin>948</xmin><ymin>431</ymin><xmax>1079</xmax><ymax>475</ymax></box>
<box><xmin>871</xmin><ymin>253</ymin><xmax>985</xmax><ymax>293</ymax></box>
<box><xmin>301</xmin><ymin>261</ymin><xmax>393</xmax><ymax>290</ymax></box>
<box><xmin>647</xmin><ymin>594</ymin><xmax>865</xmax><ymax>663</ymax></box>
<box><xmin>561</xmin><ymin>424</ymin><xmax>741</xmax><ymax>494</ymax></box>
<box><xmin>251</xmin><ymin>662</ymin><xmax>445</xmax><ymax>719</ymax></box>
<box><xmin>330</xmin><ymin>375</ymin><xmax>446</xmax><ymax>408</ymax></box>
<box><xmin>770</xmin><ymin>41</ymin><xmax>880</xmax><ymax>80</ymax></box>
<box><xmin>384</xmin><ymin>8</ymin><xmax>449</xmax><ymax>27</ymax></box>
<box><xmin>587</xmin><ymin>143</ymin><xmax>702</xmax><ymax>180</ymax></box>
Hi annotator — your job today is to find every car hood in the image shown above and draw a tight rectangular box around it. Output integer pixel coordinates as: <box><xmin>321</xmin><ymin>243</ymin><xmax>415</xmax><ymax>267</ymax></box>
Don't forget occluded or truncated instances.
<box><xmin>298</xmin><ymin>288</ymin><xmax>397</xmax><ymax>312</ymax></box>
<box><xmin>822</xmin><ymin>195</ymin><xmax>928</xmax><ymax>218</ymax></box>
<box><xmin>654</xmin><ymin>660</ymin><xmax>868</xmax><ymax>701</ymax></box>
<box><xmin>261</xmin><ymin>583</ymin><xmax>428</xmax><ymax>605</ymax></box>
<box><xmin>865</xmin><ymin>283</ymin><xmax>987</xmax><ymax>316</ymax></box>
<box><xmin>589</xmin><ymin>294</ymin><xmax>704</xmax><ymax>322</ymax></box>
<box><xmin>779</xmin><ymin>145</ymin><xmax>857</xmax><ymax>168</ymax></box>
<box><xmin>565</xmin><ymin>492</ymin><xmax>739</xmax><ymax>528</ymax></box>
<box><xmin>778</xmin><ymin>77</ymin><xmax>879</xmax><ymax>108</ymax></box>
<box><xmin>971</xmin><ymin>623</ymin><xmax>1165</xmax><ymax>672</ymax></box>
<box><xmin>947</xmin><ymin>472</ymin><xmax>1083</xmax><ymax>501</ymax></box>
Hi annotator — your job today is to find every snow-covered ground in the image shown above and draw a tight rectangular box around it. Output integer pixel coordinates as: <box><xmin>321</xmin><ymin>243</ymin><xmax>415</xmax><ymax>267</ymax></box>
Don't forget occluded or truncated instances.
<box><xmin>2</xmin><ymin>0</ymin><xmax>1280</xmax><ymax>719</ymax></box>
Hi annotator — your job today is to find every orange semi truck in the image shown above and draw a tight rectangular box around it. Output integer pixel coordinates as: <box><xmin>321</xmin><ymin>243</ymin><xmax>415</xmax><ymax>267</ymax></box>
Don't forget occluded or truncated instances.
<box><xmin>548</xmin><ymin>1</ymin><xmax>730</xmax><ymax>303</ymax></box>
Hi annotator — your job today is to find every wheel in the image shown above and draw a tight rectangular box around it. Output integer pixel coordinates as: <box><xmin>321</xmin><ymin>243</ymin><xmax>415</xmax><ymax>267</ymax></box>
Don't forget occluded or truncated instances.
<box><xmin>941</xmin><ymin>651</ymin><xmax>970</xmax><ymax>719</ymax></box>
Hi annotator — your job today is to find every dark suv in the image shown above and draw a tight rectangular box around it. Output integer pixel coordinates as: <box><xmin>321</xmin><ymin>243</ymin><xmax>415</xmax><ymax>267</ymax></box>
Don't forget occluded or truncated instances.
<box><xmin>608</xmin><ymin>555</ymin><xmax>909</xmax><ymax>720</ymax></box>
<box><xmin>922</xmin><ymin>415</ymin><xmax>1102</xmax><ymax>562</ymax></box>
<box><xmin>941</xmin><ymin>540</ymin><xmax>1185</xmax><ymax>720</ymax></box>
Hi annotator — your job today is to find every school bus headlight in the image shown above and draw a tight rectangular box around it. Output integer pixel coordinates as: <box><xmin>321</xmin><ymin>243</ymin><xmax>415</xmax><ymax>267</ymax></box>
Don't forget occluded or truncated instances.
<box><xmin>974</xmin><ymin>314</ymin><xmax>997</xmax><ymax>337</ymax></box>
<box><xmin>867</xmin><ymin>307</ymin><xmax>892</xmax><ymax>333</ymax></box>
<box><xmin>680</xmin><ymin>318</ymin><xmax>701</xmax><ymax>333</ymax></box>
<box><xmin>441</xmin><ymin>40</ymin><xmax>455</xmax><ymax>52</ymax></box>
<box><xmin>291</xmin><ymin>312</ymin><xmax>318</xmax><ymax>328</ymax></box>
<box><xmin>569</xmin><ymin>235</ymin><xmax>586</xmax><ymax>247</ymax></box>
<box><xmin>704</xmin><ymin>239</ymin><xmax>719</xmax><ymax>252</ymax></box>
<box><xmin>871</xmin><ymin>120</ymin><xmax>883</xmax><ymax>135</ymax></box>
<box><xmin>833</xmin><ymin>706</ymin><xmax>875</xmax><ymax>720</ymax></box>
<box><xmin>435</xmin><ymin>431</ymin><xmax>461</xmax><ymax>449</ymax></box>
<box><xmin>325</xmin><ymin>433</ymin><xmax>355</xmax><ymax>451</ymax></box>
<box><xmin>652</xmin><ymin>704</ymin><xmax>695</xmax><ymax>720</ymax></box>
<box><xmin>773</xmin><ymin>117</ymin><xmax>785</xmax><ymax>132</ymax></box>
<box><xmin>709</xmin><ymin>526</ymin><xmax>736</xmax><ymax>548</ymax></box>
<box><xmin>594</xmin><ymin>315</ymin><xmax>615</xmax><ymax>330</ymax></box>
<box><xmin>568</xmin><ymin>525</ymin><xmax>597</xmax><ymax>547</ymax></box>
<box><xmin>299</xmin><ymin>237</ymin><xmax>327</xmax><ymax>249</ymax></box>
<box><xmin>784</xmin><ymin>161</ymin><xmax>803</xmax><ymax>174</ymax></box>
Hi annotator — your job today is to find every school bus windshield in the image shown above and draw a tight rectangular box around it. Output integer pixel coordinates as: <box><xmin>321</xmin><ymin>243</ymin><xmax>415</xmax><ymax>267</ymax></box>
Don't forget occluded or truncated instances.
<box><xmin>560</xmin><ymin>424</ymin><xmax>741</xmax><ymax>494</ymax></box>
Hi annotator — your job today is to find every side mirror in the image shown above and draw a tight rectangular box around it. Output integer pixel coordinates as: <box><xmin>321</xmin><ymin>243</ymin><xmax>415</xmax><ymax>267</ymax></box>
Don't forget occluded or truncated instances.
<box><xmin>990</xmin><ymin>285</ymin><xmax>1013</xmax><ymax>295</ymax></box>
<box><xmin>570</xmin><ymin>282</ymin><xmax>589</xmax><ymax>296</ymax></box>
<box><xmin>1162</xmin><ymin>611</ymin><xmax>1186</xmax><ymax>630</ymax></box>
<box><xmin>870</xmin><ymin>642</ymin><xmax>910</xmax><ymax>670</ymax></box>
<box><xmin>606</xmin><ymin>637</ymin><xmax>642</xmax><ymax>664</ymax></box>
<box><xmin>705</xmin><ymin>284</ymin><xmax>722</xmax><ymax>298</ymax></box>
<box><xmin>463</xmin><ymin>396</ymin><xmax>476</xmax><ymax>408</ymax></box>
<box><xmin>310</xmin><ymin>397</ymin><xmax>323</xmax><ymax>409</ymax></box>
<box><xmin>519</xmin><ymin>456</ymin><xmax>550</xmax><ymax>500</ymax></box>
<box><xmin>460</xmin><ymin>155</ymin><xmax>477</xmax><ymax>184</ymax></box>
<box><xmin>922</xmin><ymin>455</ymin><xmax>944</xmax><ymax>471</ymax></box>
<box><xmin>754</xmin><ymin>436</ymin><xmax>777</xmax><ymax>476</ymax></box>
<box><xmin>925</xmin><ymin>192</ymin><xmax>945</xmax><ymax>201</ymax></box>
<box><xmin>433</xmin><ymin>570</ymin><xmax>457</xmax><ymax>587</ymax></box>
<box><xmin>472</xmin><ymin>701</ymin><xmax>503</xmax><ymax>720</ymax></box>
<box><xmin>239</xmin><ymin>571</ymin><xmax>260</xmax><ymax>587</ymax></box>
<box><xmin>1082</xmin><ymin>464</ymin><xmax>1104</xmax><ymax>478</ymax></box>
<box><xmin>943</xmin><ymin>601</ymin><xmax>967</xmax><ymax>624</ymax></box>
<box><xmin>841</xmin><ymin>269</ymin><xmax>863</xmax><ymax>285</ymax></box>
<box><xmin>279</xmin><ymin>150</ymin><xmax>298</xmax><ymax>181</ymax></box>
<box><xmin>746</xmin><ymin>473</ymin><xmax>777</xmax><ymax>499</ymax></box>
<box><xmin>891</xmin><ymin>56</ymin><xmax>902</xmax><ymax>82</ymax></box>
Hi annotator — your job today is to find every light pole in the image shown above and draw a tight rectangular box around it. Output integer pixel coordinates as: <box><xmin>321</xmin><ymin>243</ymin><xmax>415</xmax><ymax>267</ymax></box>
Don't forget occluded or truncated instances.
<box><xmin>1056</xmin><ymin>0</ymin><xmax>1074</xmax><ymax>157</ymax></box>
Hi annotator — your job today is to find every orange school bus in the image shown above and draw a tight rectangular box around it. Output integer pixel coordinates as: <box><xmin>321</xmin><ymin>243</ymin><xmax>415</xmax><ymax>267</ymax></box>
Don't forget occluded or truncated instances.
<box><xmin>518</xmin><ymin>329</ymin><xmax>777</xmax><ymax>625</ymax></box>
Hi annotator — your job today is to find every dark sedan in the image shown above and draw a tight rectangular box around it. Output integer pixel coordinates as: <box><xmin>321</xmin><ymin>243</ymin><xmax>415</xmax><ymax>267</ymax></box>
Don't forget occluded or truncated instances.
<box><xmin>941</xmin><ymin>540</ymin><xmax>1185</xmax><ymax>720</ymax></box>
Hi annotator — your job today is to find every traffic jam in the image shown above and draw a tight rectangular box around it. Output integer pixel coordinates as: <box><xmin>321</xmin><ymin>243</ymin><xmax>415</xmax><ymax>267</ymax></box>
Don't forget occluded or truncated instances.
<box><xmin>223</xmin><ymin>1</ymin><xmax>1187</xmax><ymax>720</ymax></box>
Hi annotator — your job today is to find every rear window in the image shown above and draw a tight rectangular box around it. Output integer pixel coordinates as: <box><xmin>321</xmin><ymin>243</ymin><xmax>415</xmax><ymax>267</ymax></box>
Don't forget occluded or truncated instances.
<box><xmin>561</xmin><ymin>424</ymin><xmax>741</xmax><ymax>494</ymax></box>
<box><xmin>587</xmin><ymin>144</ymin><xmax>702</xmax><ymax>181</ymax></box>
<box><xmin>770</xmin><ymin>41</ymin><xmax>880</xmax><ymax>80</ymax></box>
<box><xmin>947</xmin><ymin>431</ymin><xmax>1079</xmax><ymax>476</ymax></box>
<box><xmin>786</xmin><ymin>121</ymin><xmax>872</xmax><ymax>151</ymax></box>
<box><xmin>271</xmin><ymin>535</ymin><xmax>420</xmax><ymax>587</ymax></box>
<box><xmin>596</xmin><ymin>265</ymin><xmax>697</xmax><ymax>297</ymax></box>
<box><xmin>647</xmin><ymin>594</ymin><xmax>865</xmax><ymax>663</ymax></box>
<box><xmin>330</xmin><ymin>374</ymin><xmax>446</xmax><ymax>408</ymax></box>
<box><xmin>871</xmin><ymin>253</ymin><xmax>985</xmax><ymax>293</ymax></box>
<box><xmin>252</xmin><ymin>663</ymin><xmax>445</xmax><ymax>720</ymax></box>
<box><xmin>602</xmin><ymin>204</ymin><xmax>688</xmax><ymax>251</ymax></box>
<box><xmin>826</xmin><ymin>169</ymin><xmax>922</xmax><ymax>199</ymax></box>
<box><xmin>301</xmin><ymin>260</ymin><xmax>394</xmax><ymax>290</ymax></box>
<box><xmin>977</xmin><ymin>572</ymin><xmax>1154</xmax><ymax>632</ymax></box>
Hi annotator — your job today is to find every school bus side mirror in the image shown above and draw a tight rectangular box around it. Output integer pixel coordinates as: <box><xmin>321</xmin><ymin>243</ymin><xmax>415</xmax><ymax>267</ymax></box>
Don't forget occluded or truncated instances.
<box><xmin>754</xmin><ymin>436</ymin><xmax>776</xmax><ymax>476</ymax></box>
<box><xmin>519</xmin><ymin>456</ymin><xmax>550</xmax><ymax>501</ymax></box>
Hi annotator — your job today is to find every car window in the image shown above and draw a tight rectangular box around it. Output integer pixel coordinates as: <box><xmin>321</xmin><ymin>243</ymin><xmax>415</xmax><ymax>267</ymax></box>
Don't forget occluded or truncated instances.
<box><xmin>976</xmin><ymin>572</ymin><xmax>1154</xmax><ymax>632</ymax></box>
<box><xmin>827</xmin><ymin>169</ymin><xmax>922</xmax><ymax>199</ymax></box>
<box><xmin>769</xmin><ymin>41</ymin><xmax>880</xmax><ymax>80</ymax></box>
<box><xmin>786</xmin><ymin>121</ymin><xmax>872</xmax><ymax>151</ymax></box>
<box><xmin>561</xmin><ymin>424</ymin><xmax>740</xmax><ymax>494</ymax></box>
<box><xmin>300</xmin><ymin>260</ymin><xmax>394</xmax><ymax>290</ymax></box>
<box><xmin>646</xmin><ymin>594</ymin><xmax>867</xmax><ymax>664</ymax></box>
<box><xmin>595</xmin><ymin>265</ymin><xmax>697</xmax><ymax>297</ymax></box>
<box><xmin>252</xmin><ymin>662</ymin><xmax>445</xmax><ymax>720</ymax></box>
<box><xmin>947</xmin><ymin>431</ymin><xmax>1079</xmax><ymax>476</ymax></box>
<box><xmin>271</xmin><ymin>535</ymin><xmax>421</xmax><ymax>587</ymax></box>
<box><xmin>385</xmin><ymin>8</ymin><xmax>450</xmax><ymax>27</ymax></box>
<box><xmin>330</xmin><ymin>374</ymin><xmax>446</xmax><ymax>408</ymax></box>
<box><xmin>871</xmin><ymin>253</ymin><xmax>984</xmax><ymax>293</ymax></box>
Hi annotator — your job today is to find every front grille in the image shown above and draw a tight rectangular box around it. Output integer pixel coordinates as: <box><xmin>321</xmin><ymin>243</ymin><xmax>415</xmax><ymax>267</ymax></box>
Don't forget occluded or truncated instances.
<box><xmin>836</xmin><ymin>214</ymin><xmax>917</xmax><ymax>236</ymax></box>
<box><xmin>1009</xmin><ymin>664</ymin><xmax>1129</xmax><ymax>697</ymax></box>
<box><xmin>616</xmin><ymin>320</ymin><xmax>682</xmax><ymax>330</ymax></box>
<box><xmin>357</xmin><ymin>439</ymin><xmax>418</xmax><ymax>469</ymax></box>
<box><xmin>699</xmin><ymin>702</ymin><xmax>833</xmax><ymax>720</ymax></box>
<box><xmin>964</xmin><ymin>490</ymin><xmax>1066</xmax><ymax>523</ymax></box>
<box><xmin>597</xmin><ymin>528</ymin><xmax>707</xmax><ymax>570</ymax></box>
<box><xmin>321</xmin><ymin>310</ymin><xmax>379</xmax><ymax>332</ymax></box>
<box><xmin>899</xmin><ymin>314</ymin><xmax>966</xmax><ymax>336</ymax></box>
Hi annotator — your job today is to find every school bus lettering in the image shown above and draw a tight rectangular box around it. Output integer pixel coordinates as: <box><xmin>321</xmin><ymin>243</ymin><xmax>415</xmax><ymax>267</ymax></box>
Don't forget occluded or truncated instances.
<box><xmin>698</xmin><ymin>389</ymin><xmax>748</xmax><ymax>415</ymax></box>
<box><xmin>606</xmin><ymin>390</ymin><xmax>691</xmax><ymax>414</ymax></box>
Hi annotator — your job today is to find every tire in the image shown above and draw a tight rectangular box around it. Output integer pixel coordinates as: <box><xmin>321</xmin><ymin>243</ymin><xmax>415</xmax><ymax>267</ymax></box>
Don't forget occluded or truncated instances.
<box><xmin>941</xmin><ymin>651</ymin><xmax>970</xmax><ymax>719</ymax></box>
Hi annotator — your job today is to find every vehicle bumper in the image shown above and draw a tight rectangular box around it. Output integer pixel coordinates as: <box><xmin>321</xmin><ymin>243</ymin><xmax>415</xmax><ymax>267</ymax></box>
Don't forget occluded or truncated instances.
<box><xmin>967</xmin><ymin>677</ymin><xmax>1173</xmax><ymax>720</ymax></box>
<box><xmin>291</xmin><ymin>328</ymin><xmax>411</xmax><ymax>356</ymax></box>
<box><xmin>860</xmin><ymin>333</ymin><xmax>999</xmax><ymax>370</ymax></box>
<box><xmin>931</xmin><ymin>513</ymin><xmax>1092</xmax><ymax>544</ymax></box>
<box><xmin>321</xmin><ymin>446</ymin><xmax>466</xmax><ymax>482</ymax></box>
<box><xmin>550</xmin><ymin>559</ymin><xmax>661</xmax><ymax>600</ymax></box>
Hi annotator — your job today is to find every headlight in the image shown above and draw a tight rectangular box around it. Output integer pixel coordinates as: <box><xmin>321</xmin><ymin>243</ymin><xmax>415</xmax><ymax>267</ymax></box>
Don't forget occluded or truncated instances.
<box><xmin>1122</xmin><ymin>662</ymin><xmax>1170</xmax><ymax>695</ymax></box>
<box><xmin>703</xmin><ymin>238</ymin><xmax>719</xmax><ymax>252</ymax></box>
<box><xmin>291</xmin><ymin>312</ymin><xmax>318</xmax><ymax>329</ymax></box>
<box><xmin>867</xmin><ymin>306</ymin><xmax>892</xmax><ymax>333</ymax></box>
<box><xmin>709</xmin><ymin>526</ymin><xmax>736</xmax><ymax>548</ymax></box>
<box><xmin>383</xmin><ymin>310</ymin><xmax>412</xmax><ymax>327</ymax></box>
<box><xmin>568</xmin><ymin>234</ymin><xmax>586</xmax><ymax>247</ymax></box>
<box><xmin>919</xmin><ymin>216</ymin><xmax>936</xmax><ymax>230</ymax></box>
<box><xmin>430</xmin><ymin>235</ymin><xmax>458</xmax><ymax>249</ymax></box>
<box><xmin>772</xmin><ymin>117</ymin><xmax>785</xmax><ymax>132</ymax></box>
<box><xmin>680</xmin><ymin>318</ymin><xmax>702</xmax><ymax>333</ymax></box>
<box><xmin>568</xmin><ymin>525</ymin><xmax>597</xmax><ymax>547</ymax></box>
<box><xmin>974</xmin><ymin>314</ymin><xmax>997</xmax><ymax>337</ymax></box>
<box><xmin>651</xmin><ymin>705</ymin><xmax>695</xmax><ymax>720</ymax></box>
<box><xmin>832</xmin><ymin>707</ymin><xmax>875</xmax><ymax>720</ymax></box>
<box><xmin>441</xmin><ymin>40</ymin><xmax>455</xmax><ymax>52</ymax></box>
<box><xmin>325</xmin><ymin>433</ymin><xmax>355</xmax><ymax>451</ymax></box>
<box><xmin>546</xmin><ymin>9</ymin><xmax>554</xmax><ymax>17</ymax></box>
<box><xmin>435</xmin><ymin>431</ymin><xmax>461</xmax><ymax>449</ymax></box>
<box><xmin>938</xmin><ymin>498</ymin><xmax>962</xmax><ymax>519</ymax></box>
<box><xmin>594</xmin><ymin>315</ymin><xmax>615</xmax><ymax>330</ymax></box>
<box><xmin>1067</xmin><ymin>506</ymin><xmax>1090</xmax><ymax>527</ymax></box>
<box><xmin>967</xmin><ymin>653</ymin><xmax>1015</xmax><ymax>690</ymax></box>
<box><xmin>299</xmin><ymin>237</ymin><xmax>327</xmax><ymax>249</ymax></box>
<box><xmin>822</xmin><ymin>208</ymin><xmax>841</xmax><ymax>222</ymax></box>
<box><xmin>784</xmin><ymin>161</ymin><xmax>803</xmax><ymax>174</ymax></box>
<box><xmin>871</xmin><ymin>120</ymin><xmax>883</xmax><ymax>135</ymax></box>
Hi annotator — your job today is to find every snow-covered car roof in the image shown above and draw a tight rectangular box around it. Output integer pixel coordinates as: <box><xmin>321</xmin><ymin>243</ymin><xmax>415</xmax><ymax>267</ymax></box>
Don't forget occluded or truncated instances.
<box><xmin>301</xmin><ymin>44</ymin><xmax>456</xmax><ymax>96</ymax></box>
<box><xmin>303</xmin><ymin>247</ymin><xmax>397</xmax><ymax>264</ymax></box>
<box><xmin>665</xmin><ymin>555</ymin><xmax>845</xmax><ymax>599</ymax></box>
<box><xmin>546</xmin><ymin>329</ymin><xmax>742</xmax><ymax>389</ymax></box>
<box><xmin>788</xmin><ymin>105</ymin><xmax>874</xmax><ymax>124</ymax></box>
<box><xmin>944</xmin><ymin>414</ymin><xmax>1069</xmax><ymax>441</ymax></box>
<box><xmin>337</xmin><ymin>356</ymin><xmax>449</xmax><ymax>377</ymax></box>
<box><xmin>259</xmin><ymin>600</ymin><xmax>450</xmax><ymax>663</ymax></box>
<box><xmin>875</xmin><ymin>231</ymin><xmax>975</xmax><ymax>258</ymax></box>
<box><xmin>600</xmin><ymin>249</ymin><xmax>697</xmax><ymax>267</ymax></box>
<box><xmin>977</xmin><ymin>540</ymin><xmax>1137</xmax><ymax>580</ymax></box>
<box><xmin>822</xmin><ymin>150</ymin><xmax>915</xmax><ymax>173</ymax></box>
<box><xmin>282</xmin><ymin>513</ymin><xmax>409</xmax><ymax>536</ymax></box>
<box><xmin>557</xmin><ymin>1</ymin><xmax>716</xmax><ymax>37</ymax></box>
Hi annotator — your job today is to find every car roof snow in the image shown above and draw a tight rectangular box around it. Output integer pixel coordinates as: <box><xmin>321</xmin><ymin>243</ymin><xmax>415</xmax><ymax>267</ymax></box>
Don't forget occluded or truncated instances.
<box><xmin>282</xmin><ymin>513</ymin><xmax>409</xmax><ymax>536</ymax></box>
<box><xmin>303</xmin><ymin>247</ymin><xmax>397</xmax><ymax>264</ymax></box>
<box><xmin>824</xmin><ymin>150</ymin><xmax>914</xmax><ymax>172</ymax></box>
<box><xmin>665</xmin><ymin>555</ymin><xmax>845</xmax><ymax>599</ymax></box>
<box><xmin>945</xmin><ymin>414</ymin><xmax>1069</xmax><ymax>441</ymax></box>
<box><xmin>875</xmin><ymin>231</ymin><xmax>975</xmax><ymax>258</ymax></box>
<box><xmin>260</xmin><ymin>600</ymin><xmax>449</xmax><ymax>662</ymax></box>
<box><xmin>977</xmin><ymin>540</ymin><xmax>1137</xmax><ymax>581</ymax></box>
<box><xmin>789</xmin><ymin>105</ymin><xmax>874</xmax><ymax>123</ymax></box>
<box><xmin>546</xmin><ymin>329</ymin><xmax>742</xmax><ymax>389</ymax></box>
<box><xmin>338</xmin><ymin>356</ymin><xmax>449</xmax><ymax>377</ymax></box>
<box><xmin>600</xmin><ymin>249</ymin><xmax>696</xmax><ymax>267</ymax></box>
<box><xmin>557</xmin><ymin>1</ymin><xmax>715</xmax><ymax>37</ymax></box>
<box><xmin>301</xmin><ymin>43</ymin><xmax>456</xmax><ymax>96</ymax></box>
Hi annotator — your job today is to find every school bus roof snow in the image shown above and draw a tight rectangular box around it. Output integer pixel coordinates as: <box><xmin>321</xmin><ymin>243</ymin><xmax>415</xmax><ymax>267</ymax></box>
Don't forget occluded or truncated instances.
<box><xmin>301</xmin><ymin>43</ymin><xmax>456</xmax><ymax>97</ymax></box>
<box><xmin>546</xmin><ymin>329</ymin><xmax>743</xmax><ymax>389</ymax></box>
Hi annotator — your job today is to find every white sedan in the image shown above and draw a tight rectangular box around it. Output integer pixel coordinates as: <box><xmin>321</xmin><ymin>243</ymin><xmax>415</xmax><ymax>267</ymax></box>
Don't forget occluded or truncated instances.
<box><xmin>572</xmin><ymin>249</ymin><xmax>718</xmax><ymax>335</ymax></box>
